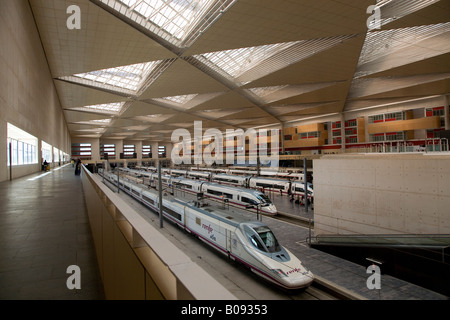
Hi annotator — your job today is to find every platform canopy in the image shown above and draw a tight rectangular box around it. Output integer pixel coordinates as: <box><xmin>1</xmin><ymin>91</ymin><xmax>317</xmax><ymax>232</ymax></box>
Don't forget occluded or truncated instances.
<box><xmin>29</xmin><ymin>0</ymin><xmax>450</xmax><ymax>142</ymax></box>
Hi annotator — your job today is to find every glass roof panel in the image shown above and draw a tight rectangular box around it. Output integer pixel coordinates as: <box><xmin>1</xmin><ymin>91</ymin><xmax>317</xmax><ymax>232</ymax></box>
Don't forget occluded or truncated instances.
<box><xmin>247</xmin><ymin>86</ymin><xmax>289</xmax><ymax>98</ymax></box>
<box><xmin>194</xmin><ymin>42</ymin><xmax>299</xmax><ymax>80</ymax></box>
<box><xmin>75</xmin><ymin>119</ymin><xmax>112</xmax><ymax>126</ymax></box>
<box><xmin>155</xmin><ymin>94</ymin><xmax>198</xmax><ymax>105</ymax></box>
<box><xmin>374</xmin><ymin>0</ymin><xmax>441</xmax><ymax>27</ymax></box>
<box><xmin>59</xmin><ymin>60</ymin><xmax>173</xmax><ymax>96</ymax></box>
<box><xmin>70</xmin><ymin>102</ymin><xmax>126</xmax><ymax>115</ymax></box>
<box><xmin>97</xmin><ymin>0</ymin><xmax>237</xmax><ymax>48</ymax></box>
<box><xmin>191</xmin><ymin>35</ymin><xmax>356</xmax><ymax>85</ymax></box>
<box><xmin>356</xmin><ymin>22</ymin><xmax>450</xmax><ymax>77</ymax></box>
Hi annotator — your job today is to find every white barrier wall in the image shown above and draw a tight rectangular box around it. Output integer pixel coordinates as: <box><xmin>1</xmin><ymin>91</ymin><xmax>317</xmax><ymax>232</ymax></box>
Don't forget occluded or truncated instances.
<box><xmin>314</xmin><ymin>153</ymin><xmax>450</xmax><ymax>236</ymax></box>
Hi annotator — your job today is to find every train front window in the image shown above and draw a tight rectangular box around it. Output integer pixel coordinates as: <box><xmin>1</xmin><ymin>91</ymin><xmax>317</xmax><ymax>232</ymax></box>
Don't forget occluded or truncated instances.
<box><xmin>244</xmin><ymin>225</ymin><xmax>281</xmax><ymax>253</ymax></box>
<box><xmin>256</xmin><ymin>194</ymin><xmax>272</xmax><ymax>205</ymax></box>
<box><xmin>254</xmin><ymin>226</ymin><xmax>281</xmax><ymax>253</ymax></box>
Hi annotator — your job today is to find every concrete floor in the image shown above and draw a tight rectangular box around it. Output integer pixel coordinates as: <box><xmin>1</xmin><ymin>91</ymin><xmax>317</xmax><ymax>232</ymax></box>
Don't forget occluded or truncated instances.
<box><xmin>0</xmin><ymin>164</ymin><xmax>104</xmax><ymax>299</ymax></box>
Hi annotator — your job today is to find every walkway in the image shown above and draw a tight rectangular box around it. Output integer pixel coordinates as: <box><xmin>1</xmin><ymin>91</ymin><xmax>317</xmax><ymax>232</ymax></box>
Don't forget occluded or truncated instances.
<box><xmin>0</xmin><ymin>164</ymin><xmax>104</xmax><ymax>299</ymax></box>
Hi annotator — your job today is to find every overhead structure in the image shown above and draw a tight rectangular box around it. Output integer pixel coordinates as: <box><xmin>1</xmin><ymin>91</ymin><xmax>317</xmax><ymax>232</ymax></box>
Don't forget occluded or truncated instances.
<box><xmin>28</xmin><ymin>0</ymin><xmax>450</xmax><ymax>142</ymax></box>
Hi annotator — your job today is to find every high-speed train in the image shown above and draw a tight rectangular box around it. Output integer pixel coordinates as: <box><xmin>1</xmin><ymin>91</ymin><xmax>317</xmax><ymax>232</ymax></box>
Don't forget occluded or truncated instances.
<box><xmin>100</xmin><ymin>169</ymin><xmax>314</xmax><ymax>290</ymax></box>
<box><xmin>170</xmin><ymin>177</ymin><xmax>278</xmax><ymax>215</ymax></box>
<box><xmin>118</xmin><ymin>168</ymin><xmax>278</xmax><ymax>215</ymax></box>
<box><xmin>210</xmin><ymin>174</ymin><xmax>314</xmax><ymax>199</ymax></box>
<box><xmin>137</xmin><ymin>165</ymin><xmax>310</xmax><ymax>182</ymax></box>
<box><xmin>132</xmin><ymin>168</ymin><xmax>313</xmax><ymax>197</ymax></box>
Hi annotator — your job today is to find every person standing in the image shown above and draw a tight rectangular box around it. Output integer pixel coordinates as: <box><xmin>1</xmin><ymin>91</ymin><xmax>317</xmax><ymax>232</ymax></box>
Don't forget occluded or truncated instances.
<box><xmin>75</xmin><ymin>159</ymin><xmax>81</xmax><ymax>175</ymax></box>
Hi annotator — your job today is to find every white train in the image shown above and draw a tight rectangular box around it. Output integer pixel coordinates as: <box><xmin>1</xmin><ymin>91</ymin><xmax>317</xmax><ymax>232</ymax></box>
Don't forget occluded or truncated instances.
<box><xmin>121</xmin><ymin>167</ymin><xmax>312</xmax><ymax>203</ymax></box>
<box><xmin>170</xmin><ymin>177</ymin><xmax>278</xmax><ymax>216</ymax></box>
<box><xmin>138</xmin><ymin>166</ymin><xmax>310</xmax><ymax>182</ymax></box>
<box><xmin>249</xmin><ymin>177</ymin><xmax>314</xmax><ymax>199</ymax></box>
<box><xmin>210</xmin><ymin>174</ymin><xmax>314</xmax><ymax>199</ymax></box>
<box><xmin>120</xmin><ymin>168</ymin><xmax>278</xmax><ymax>215</ymax></box>
<box><xmin>211</xmin><ymin>173</ymin><xmax>249</xmax><ymax>187</ymax></box>
<box><xmin>100</xmin><ymin>169</ymin><xmax>314</xmax><ymax>290</ymax></box>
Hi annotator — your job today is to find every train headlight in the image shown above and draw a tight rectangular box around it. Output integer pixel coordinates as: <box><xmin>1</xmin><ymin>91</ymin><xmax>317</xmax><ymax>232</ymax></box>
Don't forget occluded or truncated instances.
<box><xmin>271</xmin><ymin>269</ymin><xmax>287</xmax><ymax>278</ymax></box>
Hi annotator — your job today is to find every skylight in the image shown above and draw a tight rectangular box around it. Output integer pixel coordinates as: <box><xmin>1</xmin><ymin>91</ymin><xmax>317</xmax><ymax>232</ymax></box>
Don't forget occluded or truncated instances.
<box><xmin>374</xmin><ymin>0</ymin><xmax>441</xmax><ymax>27</ymax></box>
<box><xmin>247</xmin><ymin>86</ymin><xmax>289</xmax><ymax>98</ymax></box>
<box><xmin>70</xmin><ymin>102</ymin><xmax>126</xmax><ymax>115</ymax></box>
<box><xmin>59</xmin><ymin>60</ymin><xmax>174</xmax><ymax>96</ymax></box>
<box><xmin>154</xmin><ymin>94</ymin><xmax>198</xmax><ymax>105</ymax></box>
<box><xmin>190</xmin><ymin>35</ymin><xmax>356</xmax><ymax>85</ymax></box>
<box><xmin>133</xmin><ymin>114</ymin><xmax>175</xmax><ymax>123</ymax></box>
<box><xmin>356</xmin><ymin>22</ymin><xmax>450</xmax><ymax>78</ymax></box>
<box><xmin>75</xmin><ymin>119</ymin><xmax>112</xmax><ymax>126</ymax></box>
<box><xmin>196</xmin><ymin>42</ymin><xmax>298</xmax><ymax>80</ymax></box>
<box><xmin>96</xmin><ymin>0</ymin><xmax>237</xmax><ymax>48</ymax></box>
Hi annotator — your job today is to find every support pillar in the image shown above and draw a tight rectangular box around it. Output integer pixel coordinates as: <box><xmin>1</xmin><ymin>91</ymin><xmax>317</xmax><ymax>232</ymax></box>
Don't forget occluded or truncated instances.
<box><xmin>340</xmin><ymin>113</ymin><xmax>346</xmax><ymax>153</ymax></box>
<box><xmin>444</xmin><ymin>94</ymin><xmax>450</xmax><ymax>131</ymax></box>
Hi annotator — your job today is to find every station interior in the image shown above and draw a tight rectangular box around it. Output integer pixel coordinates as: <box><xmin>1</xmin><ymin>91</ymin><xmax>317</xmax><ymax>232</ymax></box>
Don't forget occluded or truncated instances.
<box><xmin>1</xmin><ymin>0</ymin><xmax>449</xmax><ymax>301</ymax></box>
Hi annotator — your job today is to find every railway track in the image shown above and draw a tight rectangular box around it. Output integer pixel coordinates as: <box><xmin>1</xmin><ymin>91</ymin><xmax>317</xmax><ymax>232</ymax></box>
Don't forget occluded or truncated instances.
<box><xmin>305</xmin><ymin>277</ymin><xmax>367</xmax><ymax>300</ymax></box>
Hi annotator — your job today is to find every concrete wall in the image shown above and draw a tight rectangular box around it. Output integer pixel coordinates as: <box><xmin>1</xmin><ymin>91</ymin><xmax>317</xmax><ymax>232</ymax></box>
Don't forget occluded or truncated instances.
<box><xmin>0</xmin><ymin>0</ymin><xmax>71</xmax><ymax>182</ymax></box>
<box><xmin>314</xmin><ymin>153</ymin><xmax>450</xmax><ymax>236</ymax></box>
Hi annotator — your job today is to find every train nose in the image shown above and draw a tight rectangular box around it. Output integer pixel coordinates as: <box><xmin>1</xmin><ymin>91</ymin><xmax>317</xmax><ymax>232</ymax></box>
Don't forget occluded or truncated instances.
<box><xmin>284</xmin><ymin>270</ymin><xmax>314</xmax><ymax>289</ymax></box>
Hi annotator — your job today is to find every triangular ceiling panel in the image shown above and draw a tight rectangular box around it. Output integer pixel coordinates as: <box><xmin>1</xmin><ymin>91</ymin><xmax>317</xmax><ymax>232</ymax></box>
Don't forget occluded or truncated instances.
<box><xmin>55</xmin><ymin>80</ymin><xmax>127</xmax><ymax>109</ymax></box>
<box><xmin>30</xmin><ymin>0</ymin><xmax>176</xmax><ymax>78</ymax></box>
<box><xmin>138</xmin><ymin>59</ymin><xmax>229</xmax><ymax>100</ymax></box>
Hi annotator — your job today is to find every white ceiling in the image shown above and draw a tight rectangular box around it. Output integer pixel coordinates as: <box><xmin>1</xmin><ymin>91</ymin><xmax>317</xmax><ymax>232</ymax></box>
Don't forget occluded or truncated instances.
<box><xmin>29</xmin><ymin>0</ymin><xmax>450</xmax><ymax>143</ymax></box>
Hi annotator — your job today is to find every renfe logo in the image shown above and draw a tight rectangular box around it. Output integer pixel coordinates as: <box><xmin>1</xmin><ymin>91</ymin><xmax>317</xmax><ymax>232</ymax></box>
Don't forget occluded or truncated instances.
<box><xmin>202</xmin><ymin>223</ymin><xmax>213</xmax><ymax>234</ymax></box>
<box><xmin>286</xmin><ymin>268</ymin><xmax>302</xmax><ymax>275</ymax></box>
<box><xmin>171</xmin><ymin>121</ymin><xmax>280</xmax><ymax>168</ymax></box>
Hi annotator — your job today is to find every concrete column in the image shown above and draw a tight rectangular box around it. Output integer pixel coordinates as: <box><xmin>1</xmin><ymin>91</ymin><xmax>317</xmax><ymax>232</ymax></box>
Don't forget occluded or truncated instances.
<box><xmin>0</xmin><ymin>120</ymin><xmax>7</xmax><ymax>182</ymax></box>
<box><xmin>444</xmin><ymin>94</ymin><xmax>450</xmax><ymax>130</ymax></box>
<box><xmin>91</xmin><ymin>138</ymin><xmax>100</xmax><ymax>162</ymax></box>
<box><xmin>135</xmin><ymin>140</ymin><xmax>143</xmax><ymax>165</ymax></box>
<box><xmin>151</xmin><ymin>142</ymin><xmax>159</xmax><ymax>160</ymax></box>
<box><xmin>340</xmin><ymin>113</ymin><xmax>346</xmax><ymax>153</ymax></box>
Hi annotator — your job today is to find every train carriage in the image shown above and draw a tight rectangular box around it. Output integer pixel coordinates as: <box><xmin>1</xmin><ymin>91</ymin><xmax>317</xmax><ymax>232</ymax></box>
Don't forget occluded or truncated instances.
<box><xmin>201</xmin><ymin>183</ymin><xmax>277</xmax><ymax>215</ymax></box>
<box><xmin>248</xmin><ymin>176</ymin><xmax>291</xmax><ymax>194</ymax></box>
<box><xmin>211</xmin><ymin>173</ymin><xmax>248</xmax><ymax>187</ymax></box>
<box><xmin>187</xmin><ymin>171</ymin><xmax>211</xmax><ymax>180</ymax></box>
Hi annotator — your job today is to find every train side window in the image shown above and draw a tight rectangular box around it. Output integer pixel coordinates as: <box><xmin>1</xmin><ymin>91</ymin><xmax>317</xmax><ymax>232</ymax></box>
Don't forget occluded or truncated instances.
<box><xmin>242</xmin><ymin>196</ymin><xmax>257</xmax><ymax>205</ymax></box>
<box><xmin>143</xmin><ymin>195</ymin><xmax>154</xmax><ymax>205</ymax></box>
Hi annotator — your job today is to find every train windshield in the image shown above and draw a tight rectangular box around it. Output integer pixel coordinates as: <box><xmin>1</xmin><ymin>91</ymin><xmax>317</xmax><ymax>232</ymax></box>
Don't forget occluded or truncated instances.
<box><xmin>245</xmin><ymin>225</ymin><xmax>281</xmax><ymax>253</ymax></box>
<box><xmin>254</xmin><ymin>226</ymin><xmax>281</xmax><ymax>253</ymax></box>
<box><xmin>256</xmin><ymin>193</ymin><xmax>272</xmax><ymax>205</ymax></box>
